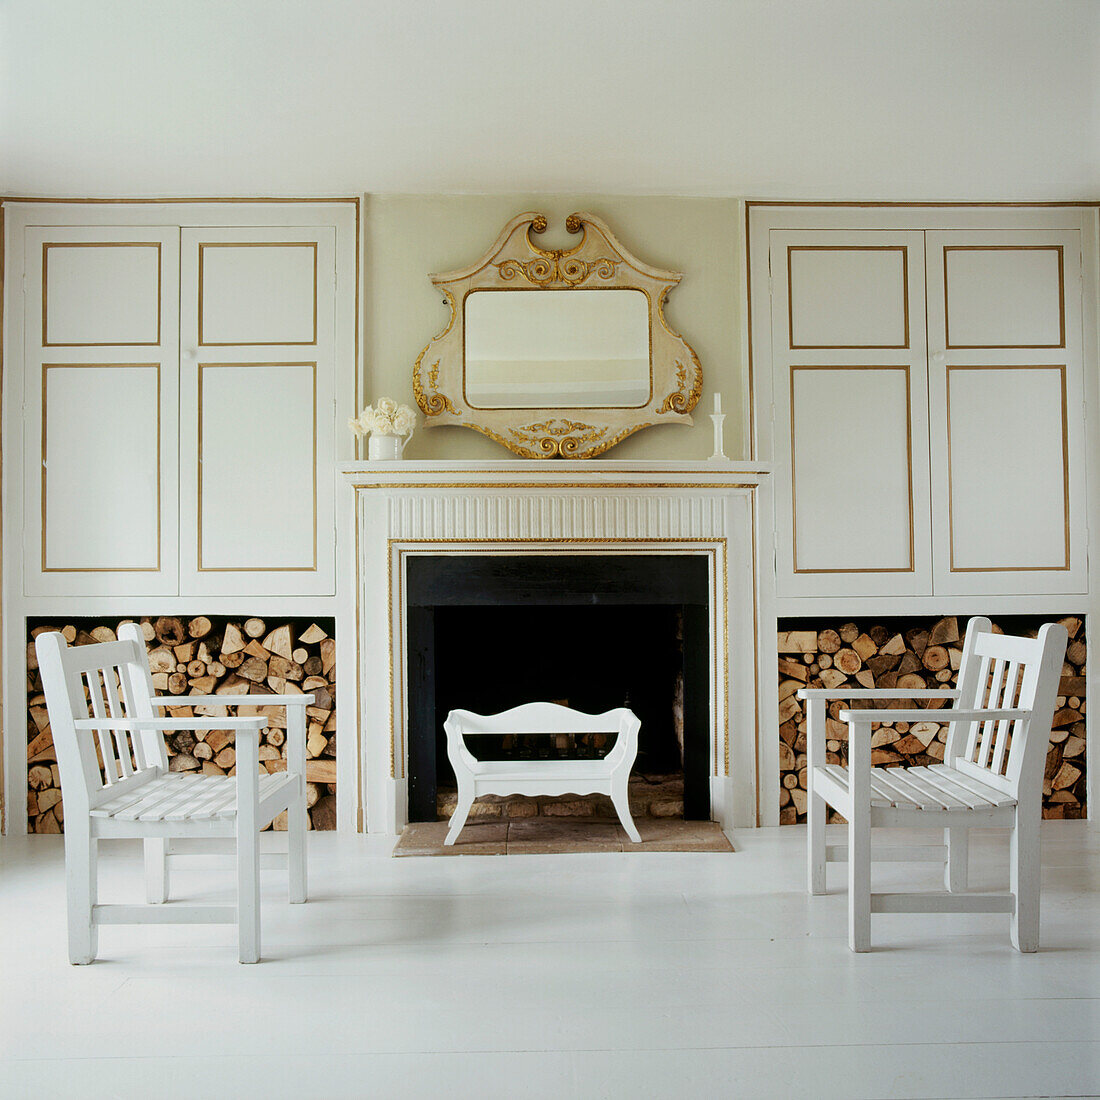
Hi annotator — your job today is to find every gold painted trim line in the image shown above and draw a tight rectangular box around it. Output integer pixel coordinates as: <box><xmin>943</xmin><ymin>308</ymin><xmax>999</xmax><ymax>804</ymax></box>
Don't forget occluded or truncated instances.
<box><xmin>789</xmin><ymin>365</ymin><xmax>916</xmax><ymax>574</ymax></box>
<box><xmin>786</xmin><ymin>245</ymin><xmax>911</xmax><ymax>350</ymax></box>
<box><xmin>343</xmin><ymin>481</ymin><xmax>765</xmax><ymax>490</ymax></box>
<box><xmin>745</xmin><ymin>201</ymin><xmax>1100</xmax><ymax>209</ymax></box>
<box><xmin>353</xmin><ymin>199</ymin><xmax>362</xmax><ymax>462</ymax></box>
<box><xmin>942</xmin><ymin>245</ymin><xmax>1066</xmax><ymax>350</ymax></box>
<box><xmin>354</xmin><ymin>492</ymin><xmax>365</xmax><ymax>809</ymax></box>
<box><xmin>197</xmin><ymin>242</ymin><xmax>319</xmax><ymax>347</ymax></box>
<box><xmin>387</xmin><ymin>537</ymin><xmax>395</xmax><ymax>778</ymax></box>
<box><xmin>42</xmin><ymin>242</ymin><xmax>162</xmax><ymax>348</ymax></box>
<box><xmin>744</xmin><ymin>201</ymin><xmax>756</xmax><ymax>460</ymax></box>
<box><xmin>749</xmin><ymin>493</ymin><xmax>758</xmax><ymax>814</ymax></box>
<box><xmin>0</xmin><ymin>200</ymin><xmax>5</xmax><ymax>833</ymax></box>
<box><xmin>41</xmin><ymin>363</ymin><xmax>162</xmax><ymax>573</ymax></box>
<box><xmin>196</xmin><ymin>362</ymin><xmax>318</xmax><ymax>572</ymax></box>
<box><xmin>3</xmin><ymin>195</ymin><xmax>361</xmax><ymax>205</ymax></box>
<box><xmin>945</xmin><ymin>364</ymin><xmax>1071</xmax><ymax>572</ymax></box>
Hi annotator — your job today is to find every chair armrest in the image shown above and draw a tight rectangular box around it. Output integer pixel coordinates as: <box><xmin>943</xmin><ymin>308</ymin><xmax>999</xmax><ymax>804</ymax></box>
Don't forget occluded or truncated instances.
<box><xmin>797</xmin><ymin>688</ymin><xmax>960</xmax><ymax>701</ymax></box>
<box><xmin>839</xmin><ymin>707</ymin><xmax>1028</xmax><ymax>724</ymax></box>
<box><xmin>152</xmin><ymin>694</ymin><xmax>316</xmax><ymax>707</ymax></box>
<box><xmin>73</xmin><ymin>716</ymin><xmax>266</xmax><ymax>731</ymax></box>
<box><xmin>604</xmin><ymin>713</ymin><xmax>641</xmax><ymax>769</ymax></box>
<box><xmin>442</xmin><ymin>718</ymin><xmax>479</xmax><ymax>775</ymax></box>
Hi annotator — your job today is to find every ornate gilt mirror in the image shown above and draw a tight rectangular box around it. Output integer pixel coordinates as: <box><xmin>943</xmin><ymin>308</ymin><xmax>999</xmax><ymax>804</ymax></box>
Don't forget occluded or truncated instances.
<box><xmin>413</xmin><ymin>211</ymin><xmax>702</xmax><ymax>457</ymax></box>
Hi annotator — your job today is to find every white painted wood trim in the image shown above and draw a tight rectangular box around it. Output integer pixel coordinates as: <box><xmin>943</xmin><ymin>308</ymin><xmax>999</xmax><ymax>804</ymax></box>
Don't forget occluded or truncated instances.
<box><xmin>343</xmin><ymin>461</ymin><xmax>771</xmax><ymax>835</ymax></box>
<box><xmin>749</xmin><ymin>204</ymin><xmax>1097</xmax><ymax>824</ymax></box>
<box><xmin>1</xmin><ymin>199</ymin><xmax>358</xmax><ymax>835</ymax></box>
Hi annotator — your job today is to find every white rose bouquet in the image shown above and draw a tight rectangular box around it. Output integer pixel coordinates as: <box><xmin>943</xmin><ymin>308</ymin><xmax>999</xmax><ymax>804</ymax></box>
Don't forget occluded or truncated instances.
<box><xmin>349</xmin><ymin>398</ymin><xmax>417</xmax><ymax>459</ymax></box>
<box><xmin>348</xmin><ymin>397</ymin><xmax>417</xmax><ymax>438</ymax></box>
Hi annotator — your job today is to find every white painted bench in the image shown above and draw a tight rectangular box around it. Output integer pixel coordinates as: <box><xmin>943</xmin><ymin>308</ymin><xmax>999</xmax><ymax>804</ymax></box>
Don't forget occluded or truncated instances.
<box><xmin>443</xmin><ymin>703</ymin><xmax>642</xmax><ymax>844</ymax></box>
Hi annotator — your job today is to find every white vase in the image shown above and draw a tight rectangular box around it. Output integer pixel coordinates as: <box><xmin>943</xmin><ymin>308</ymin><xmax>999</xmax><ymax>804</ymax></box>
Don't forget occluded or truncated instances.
<box><xmin>368</xmin><ymin>431</ymin><xmax>409</xmax><ymax>461</ymax></box>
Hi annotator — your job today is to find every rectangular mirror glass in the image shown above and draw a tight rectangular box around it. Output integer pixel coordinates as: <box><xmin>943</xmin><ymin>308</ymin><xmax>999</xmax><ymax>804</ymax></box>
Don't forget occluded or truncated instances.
<box><xmin>463</xmin><ymin>288</ymin><xmax>651</xmax><ymax>408</ymax></box>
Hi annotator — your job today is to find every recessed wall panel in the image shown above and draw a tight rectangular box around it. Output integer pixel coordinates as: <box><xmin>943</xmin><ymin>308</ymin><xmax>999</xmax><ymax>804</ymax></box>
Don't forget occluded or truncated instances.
<box><xmin>198</xmin><ymin>362</ymin><xmax>316</xmax><ymax>570</ymax></box>
<box><xmin>946</xmin><ymin>366</ymin><xmax>1068</xmax><ymax>570</ymax></box>
<box><xmin>43</xmin><ymin>364</ymin><xmax>161</xmax><ymax>570</ymax></box>
<box><xmin>788</xmin><ymin>247</ymin><xmax>908</xmax><ymax>348</ymax></box>
<box><xmin>943</xmin><ymin>247</ymin><xmax>1064</xmax><ymax>348</ymax></box>
<box><xmin>199</xmin><ymin>243</ymin><xmax>317</xmax><ymax>345</ymax></box>
<box><xmin>43</xmin><ymin>243</ymin><xmax>161</xmax><ymax>346</ymax></box>
<box><xmin>791</xmin><ymin>366</ymin><xmax>913</xmax><ymax>572</ymax></box>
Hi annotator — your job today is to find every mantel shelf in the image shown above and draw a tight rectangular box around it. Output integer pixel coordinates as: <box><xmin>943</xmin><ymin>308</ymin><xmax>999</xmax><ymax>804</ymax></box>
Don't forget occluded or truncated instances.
<box><xmin>339</xmin><ymin>459</ymin><xmax>772</xmax><ymax>489</ymax></box>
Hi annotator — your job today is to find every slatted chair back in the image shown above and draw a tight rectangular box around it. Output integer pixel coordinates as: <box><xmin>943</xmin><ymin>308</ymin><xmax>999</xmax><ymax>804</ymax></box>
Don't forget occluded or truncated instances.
<box><xmin>944</xmin><ymin>617</ymin><xmax>1064</xmax><ymax>804</ymax></box>
<box><xmin>36</xmin><ymin>623</ymin><xmax>167</xmax><ymax>816</ymax></box>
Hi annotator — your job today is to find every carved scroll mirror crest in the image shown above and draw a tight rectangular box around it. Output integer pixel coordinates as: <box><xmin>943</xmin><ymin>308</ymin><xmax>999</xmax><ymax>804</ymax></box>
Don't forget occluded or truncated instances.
<box><xmin>413</xmin><ymin>211</ymin><xmax>702</xmax><ymax>457</ymax></box>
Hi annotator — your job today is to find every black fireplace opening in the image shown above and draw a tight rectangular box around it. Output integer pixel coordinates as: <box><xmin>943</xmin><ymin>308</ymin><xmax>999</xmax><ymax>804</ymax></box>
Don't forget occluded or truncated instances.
<box><xmin>405</xmin><ymin>554</ymin><xmax>711</xmax><ymax>822</ymax></box>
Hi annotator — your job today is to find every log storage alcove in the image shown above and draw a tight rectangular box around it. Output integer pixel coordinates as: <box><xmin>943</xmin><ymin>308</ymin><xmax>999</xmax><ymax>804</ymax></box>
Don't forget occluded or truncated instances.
<box><xmin>777</xmin><ymin>615</ymin><xmax>1086</xmax><ymax>824</ymax></box>
<box><xmin>26</xmin><ymin>615</ymin><xmax>337</xmax><ymax>833</ymax></box>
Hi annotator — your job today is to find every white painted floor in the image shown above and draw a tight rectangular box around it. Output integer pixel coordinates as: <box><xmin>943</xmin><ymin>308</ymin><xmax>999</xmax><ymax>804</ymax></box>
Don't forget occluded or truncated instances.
<box><xmin>1</xmin><ymin>822</ymin><xmax>1097</xmax><ymax>1099</ymax></box>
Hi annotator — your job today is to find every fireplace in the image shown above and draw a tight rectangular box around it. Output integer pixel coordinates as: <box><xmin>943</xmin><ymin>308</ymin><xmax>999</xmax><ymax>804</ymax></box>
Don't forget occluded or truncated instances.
<box><xmin>404</xmin><ymin>554</ymin><xmax>711</xmax><ymax>822</ymax></box>
<box><xmin>339</xmin><ymin>461</ymin><xmax>770</xmax><ymax>834</ymax></box>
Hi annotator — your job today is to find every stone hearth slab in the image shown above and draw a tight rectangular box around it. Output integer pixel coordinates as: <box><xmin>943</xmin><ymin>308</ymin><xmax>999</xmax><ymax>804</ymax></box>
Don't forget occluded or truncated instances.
<box><xmin>392</xmin><ymin>817</ymin><xmax>734</xmax><ymax>856</ymax></box>
<box><xmin>393</xmin><ymin>821</ymin><xmax>507</xmax><ymax>856</ymax></box>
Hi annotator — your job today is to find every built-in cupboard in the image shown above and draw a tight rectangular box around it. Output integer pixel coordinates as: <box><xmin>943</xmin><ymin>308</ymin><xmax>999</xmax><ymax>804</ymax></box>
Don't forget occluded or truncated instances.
<box><xmin>6</xmin><ymin>202</ymin><xmax>357</xmax><ymax>598</ymax></box>
<box><xmin>750</xmin><ymin>207</ymin><xmax>1095</xmax><ymax>601</ymax></box>
<box><xmin>2</xmin><ymin>200</ymin><xmax>357</xmax><ymax>834</ymax></box>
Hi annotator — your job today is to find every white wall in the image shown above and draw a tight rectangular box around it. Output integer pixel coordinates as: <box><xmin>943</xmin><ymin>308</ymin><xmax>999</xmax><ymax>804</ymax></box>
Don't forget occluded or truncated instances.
<box><xmin>363</xmin><ymin>194</ymin><xmax>745</xmax><ymax>460</ymax></box>
<box><xmin>1</xmin><ymin>1</ymin><xmax>1096</xmax><ymax>199</ymax></box>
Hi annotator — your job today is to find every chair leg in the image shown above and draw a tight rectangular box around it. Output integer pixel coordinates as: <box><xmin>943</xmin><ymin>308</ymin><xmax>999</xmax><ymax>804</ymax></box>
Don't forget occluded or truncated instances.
<box><xmin>144</xmin><ymin>838</ymin><xmax>170</xmax><ymax>903</ymax></box>
<box><xmin>288</xmin><ymin>776</ymin><xmax>308</xmax><ymax>904</ymax></box>
<box><xmin>807</xmin><ymin>787</ymin><xmax>827</xmax><ymax>895</ymax></box>
<box><xmin>610</xmin><ymin>780</ymin><xmax>641</xmax><ymax>843</ymax></box>
<box><xmin>66</xmin><ymin>825</ymin><xmax>98</xmax><ymax>965</ymax></box>
<box><xmin>445</xmin><ymin>782</ymin><xmax>475</xmax><ymax>846</ymax></box>
<box><xmin>944</xmin><ymin>826</ymin><xmax>968</xmax><ymax>893</ymax></box>
<box><xmin>848</xmin><ymin>812</ymin><xmax>871</xmax><ymax>952</ymax></box>
<box><xmin>1010</xmin><ymin>813</ymin><xmax>1041</xmax><ymax>952</ymax></box>
<box><xmin>237</xmin><ymin>825</ymin><xmax>261</xmax><ymax>964</ymax></box>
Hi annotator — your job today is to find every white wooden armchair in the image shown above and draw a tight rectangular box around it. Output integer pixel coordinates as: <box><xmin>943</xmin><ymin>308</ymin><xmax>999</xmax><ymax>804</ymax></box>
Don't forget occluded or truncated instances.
<box><xmin>36</xmin><ymin>623</ymin><xmax>314</xmax><ymax>964</ymax></box>
<box><xmin>798</xmin><ymin>616</ymin><xmax>1066</xmax><ymax>952</ymax></box>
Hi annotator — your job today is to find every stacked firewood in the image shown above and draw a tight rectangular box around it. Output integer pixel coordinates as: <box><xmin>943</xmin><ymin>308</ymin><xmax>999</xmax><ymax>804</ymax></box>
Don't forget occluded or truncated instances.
<box><xmin>777</xmin><ymin>615</ymin><xmax>1086</xmax><ymax>825</ymax></box>
<box><xmin>26</xmin><ymin>616</ymin><xmax>337</xmax><ymax>833</ymax></box>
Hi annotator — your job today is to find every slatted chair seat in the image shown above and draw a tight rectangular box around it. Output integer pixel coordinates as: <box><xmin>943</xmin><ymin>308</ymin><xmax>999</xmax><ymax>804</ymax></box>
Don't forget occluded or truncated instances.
<box><xmin>799</xmin><ymin>616</ymin><xmax>1066</xmax><ymax>952</ymax></box>
<box><xmin>91</xmin><ymin>772</ymin><xmax>299</xmax><ymax>822</ymax></box>
<box><xmin>815</xmin><ymin>763</ymin><xmax>1018</xmax><ymax>813</ymax></box>
<box><xmin>36</xmin><ymin>624</ymin><xmax>314</xmax><ymax>964</ymax></box>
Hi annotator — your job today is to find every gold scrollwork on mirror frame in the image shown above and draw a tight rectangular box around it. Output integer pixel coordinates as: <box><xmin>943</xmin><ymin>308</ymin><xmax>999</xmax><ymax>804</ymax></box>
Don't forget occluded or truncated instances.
<box><xmin>412</xmin><ymin>211</ymin><xmax>703</xmax><ymax>459</ymax></box>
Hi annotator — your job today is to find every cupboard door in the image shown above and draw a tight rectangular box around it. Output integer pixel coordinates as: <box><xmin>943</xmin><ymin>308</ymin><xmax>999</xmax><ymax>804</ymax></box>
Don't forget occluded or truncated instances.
<box><xmin>22</xmin><ymin>226</ymin><xmax>180</xmax><ymax>596</ymax></box>
<box><xmin>178</xmin><ymin>227</ymin><xmax>337</xmax><ymax>596</ymax></box>
<box><xmin>770</xmin><ymin>230</ymin><xmax>932</xmax><ymax>597</ymax></box>
<box><xmin>926</xmin><ymin>230</ymin><xmax>1087</xmax><ymax>595</ymax></box>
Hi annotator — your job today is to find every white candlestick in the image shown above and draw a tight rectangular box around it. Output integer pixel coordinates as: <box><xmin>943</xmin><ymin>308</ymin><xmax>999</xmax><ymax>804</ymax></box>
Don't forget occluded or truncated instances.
<box><xmin>709</xmin><ymin>412</ymin><xmax>727</xmax><ymax>461</ymax></box>
<box><xmin>713</xmin><ymin>391</ymin><xmax>722</xmax><ymax>415</ymax></box>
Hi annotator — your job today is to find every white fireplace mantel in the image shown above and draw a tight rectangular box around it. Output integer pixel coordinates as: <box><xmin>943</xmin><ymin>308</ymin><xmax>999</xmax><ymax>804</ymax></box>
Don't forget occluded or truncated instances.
<box><xmin>335</xmin><ymin>460</ymin><xmax>776</xmax><ymax>836</ymax></box>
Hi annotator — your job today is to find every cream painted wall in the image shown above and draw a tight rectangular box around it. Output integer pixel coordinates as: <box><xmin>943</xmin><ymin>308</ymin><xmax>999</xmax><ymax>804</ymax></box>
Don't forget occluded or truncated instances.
<box><xmin>362</xmin><ymin>194</ymin><xmax>744</xmax><ymax>461</ymax></box>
